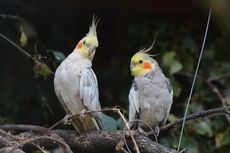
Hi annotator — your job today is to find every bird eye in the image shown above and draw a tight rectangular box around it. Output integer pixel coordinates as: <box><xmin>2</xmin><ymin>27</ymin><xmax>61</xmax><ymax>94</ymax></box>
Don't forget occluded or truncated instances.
<box><xmin>82</xmin><ymin>40</ymin><xmax>86</xmax><ymax>45</ymax></box>
<box><xmin>139</xmin><ymin>60</ymin><xmax>143</xmax><ymax>64</ymax></box>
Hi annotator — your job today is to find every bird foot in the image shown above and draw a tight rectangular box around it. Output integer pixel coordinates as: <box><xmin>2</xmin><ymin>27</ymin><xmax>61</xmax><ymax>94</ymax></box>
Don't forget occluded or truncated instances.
<box><xmin>147</xmin><ymin>126</ymin><xmax>159</xmax><ymax>142</ymax></box>
<box><xmin>80</xmin><ymin>109</ymin><xmax>87</xmax><ymax>118</ymax></box>
<box><xmin>153</xmin><ymin>126</ymin><xmax>160</xmax><ymax>137</ymax></box>
<box><xmin>63</xmin><ymin>114</ymin><xmax>72</xmax><ymax>125</ymax></box>
<box><xmin>179</xmin><ymin>148</ymin><xmax>188</xmax><ymax>153</ymax></box>
<box><xmin>135</xmin><ymin>127</ymin><xmax>147</xmax><ymax>137</ymax></box>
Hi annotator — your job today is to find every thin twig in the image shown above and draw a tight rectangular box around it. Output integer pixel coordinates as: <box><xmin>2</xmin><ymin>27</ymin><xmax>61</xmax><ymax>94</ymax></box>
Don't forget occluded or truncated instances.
<box><xmin>207</xmin><ymin>72</ymin><xmax>230</xmax><ymax>81</ymax></box>
<box><xmin>0</xmin><ymin>32</ymin><xmax>54</xmax><ymax>74</ymax></box>
<box><xmin>176</xmin><ymin>71</ymin><xmax>230</xmax><ymax>123</ymax></box>
<box><xmin>0</xmin><ymin>129</ymin><xmax>19</xmax><ymax>140</ymax></box>
<box><xmin>0</xmin><ymin>33</ymin><xmax>33</xmax><ymax>60</ymax></box>
<box><xmin>49</xmin><ymin>118</ymin><xmax>66</xmax><ymax>130</ymax></box>
<box><xmin>0</xmin><ymin>125</ymin><xmax>50</xmax><ymax>133</ymax></box>
<box><xmin>160</xmin><ymin>106</ymin><xmax>230</xmax><ymax>131</ymax></box>
<box><xmin>0</xmin><ymin>14</ymin><xmax>24</xmax><ymax>20</ymax></box>
<box><xmin>0</xmin><ymin>136</ymin><xmax>12</xmax><ymax>147</ymax></box>
<box><xmin>177</xmin><ymin>7</ymin><xmax>212</xmax><ymax>151</ymax></box>
<box><xmin>206</xmin><ymin>80</ymin><xmax>230</xmax><ymax>123</ymax></box>
<box><xmin>1</xmin><ymin>126</ymin><xmax>71</xmax><ymax>152</ymax></box>
<box><xmin>14</xmin><ymin>135</ymin><xmax>73</xmax><ymax>153</ymax></box>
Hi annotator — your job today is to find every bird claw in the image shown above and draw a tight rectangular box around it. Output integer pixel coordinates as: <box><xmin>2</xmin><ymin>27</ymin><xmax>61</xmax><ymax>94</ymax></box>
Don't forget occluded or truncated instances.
<box><xmin>63</xmin><ymin>115</ymin><xmax>72</xmax><ymax>125</ymax></box>
<box><xmin>147</xmin><ymin>126</ymin><xmax>159</xmax><ymax>142</ymax></box>
<box><xmin>179</xmin><ymin>148</ymin><xmax>188</xmax><ymax>153</ymax></box>
<box><xmin>153</xmin><ymin>126</ymin><xmax>160</xmax><ymax>137</ymax></box>
<box><xmin>135</xmin><ymin>127</ymin><xmax>147</xmax><ymax>137</ymax></box>
<box><xmin>80</xmin><ymin>109</ymin><xmax>87</xmax><ymax>118</ymax></box>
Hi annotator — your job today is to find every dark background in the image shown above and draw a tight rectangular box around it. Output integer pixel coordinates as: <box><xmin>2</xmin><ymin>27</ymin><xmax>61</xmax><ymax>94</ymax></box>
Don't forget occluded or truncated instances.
<box><xmin>0</xmin><ymin>0</ymin><xmax>230</xmax><ymax>152</ymax></box>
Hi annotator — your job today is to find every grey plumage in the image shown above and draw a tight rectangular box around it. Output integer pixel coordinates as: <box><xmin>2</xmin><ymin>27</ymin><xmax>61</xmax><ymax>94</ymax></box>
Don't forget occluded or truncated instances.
<box><xmin>129</xmin><ymin>58</ymin><xmax>173</xmax><ymax>130</ymax></box>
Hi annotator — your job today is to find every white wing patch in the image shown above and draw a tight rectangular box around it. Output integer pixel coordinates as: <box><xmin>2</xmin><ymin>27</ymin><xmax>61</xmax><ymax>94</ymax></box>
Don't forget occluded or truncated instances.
<box><xmin>166</xmin><ymin>78</ymin><xmax>173</xmax><ymax>101</ymax></box>
<box><xmin>79</xmin><ymin>68</ymin><xmax>100</xmax><ymax>111</ymax></box>
<box><xmin>128</xmin><ymin>83</ymin><xmax>140</xmax><ymax>127</ymax></box>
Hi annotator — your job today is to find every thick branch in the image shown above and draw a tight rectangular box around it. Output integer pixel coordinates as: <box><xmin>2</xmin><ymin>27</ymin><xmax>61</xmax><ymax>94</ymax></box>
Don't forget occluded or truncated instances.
<box><xmin>1</xmin><ymin>107</ymin><xmax>228</xmax><ymax>152</ymax></box>
<box><xmin>0</xmin><ymin>130</ymin><xmax>178</xmax><ymax>153</ymax></box>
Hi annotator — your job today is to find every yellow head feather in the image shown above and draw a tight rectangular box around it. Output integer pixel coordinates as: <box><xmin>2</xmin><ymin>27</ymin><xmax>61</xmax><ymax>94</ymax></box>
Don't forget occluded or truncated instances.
<box><xmin>75</xmin><ymin>16</ymin><xmax>99</xmax><ymax>60</ymax></box>
<box><xmin>130</xmin><ymin>41</ymin><xmax>158</xmax><ymax>76</ymax></box>
<box><xmin>86</xmin><ymin>16</ymin><xmax>99</xmax><ymax>37</ymax></box>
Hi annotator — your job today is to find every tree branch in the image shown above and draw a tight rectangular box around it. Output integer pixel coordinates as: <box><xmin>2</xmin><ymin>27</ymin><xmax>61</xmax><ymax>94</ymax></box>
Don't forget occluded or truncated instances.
<box><xmin>206</xmin><ymin>80</ymin><xmax>230</xmax><ymax>123</ymax></box>
<box><xmin>160</xmin><ymin>106</ymin><xmax>230</xmax><ymax>131</ymax></box>
<box><xmin>0</xmin><ymin>129</ymin><xmax>178</xmax><ymax>153</ymax></box>
<box><xmin>51</xmin><ymin>107</ymin><xmax>140</xmax><ymax>153</ymax></box>
<box><xmin>1</xmin><ymin>107</ymin><xmax>229</xmax><ymax>152</ymax></box>
<box><xmin>0</xmin><ymin>32</ymin><xmax>54</xmax><ymax>74</ymax></box>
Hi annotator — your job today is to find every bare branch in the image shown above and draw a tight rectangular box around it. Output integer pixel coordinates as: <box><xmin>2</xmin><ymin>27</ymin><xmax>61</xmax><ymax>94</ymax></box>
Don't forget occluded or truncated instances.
<box><xmin>1</xmin><ymin>107</ymin><xmax>229</xmax><ymax>152</ymax></box>
<box><xmin>86</xmin><ymin>108</ymin><xmax>140</xmax><ymax>153</ymax></box>
<box><xmin>0</xmin><ymin>124</ymin><xmax>50</xmax><ymax>133</ymax></box>
<box><xmin>206</xmin><ymin>80</ymin><xmax>230</xmax><ymax>123</ymax></box>
<box><xmin>0</xmin><ymin>129</ymin><xmax>178</xmax><ymax>153</ymax></box>
<box><xmin>0</xmin><ymin>32</ymin><xmax>54</xmax><ymax>74</ymax></box>
<box><xmin>161</xmin><ymin>106</ymin><xmax>230</xmax><ymax>131</ymax></box>
<box><xmin>50</xmin><ymin>108</ymin><xmax>140</xmax><ymax>153</ymax></box>
<box><xmin>15</xmin><ymin>135</ymin><xmax>72</xmax><ymax>153</ymax></box>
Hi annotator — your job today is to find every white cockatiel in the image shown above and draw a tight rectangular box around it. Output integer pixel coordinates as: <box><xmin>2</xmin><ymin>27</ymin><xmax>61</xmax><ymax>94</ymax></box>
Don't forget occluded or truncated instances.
<box><xmin>128</xmin><ymin>46</ymin><xmax>173</xmax><ymax>135</ymax></box>
<box><xmin>54</xmin><ymin>17</ymin><xmax>102</xmax><ymax>133</ymax></box>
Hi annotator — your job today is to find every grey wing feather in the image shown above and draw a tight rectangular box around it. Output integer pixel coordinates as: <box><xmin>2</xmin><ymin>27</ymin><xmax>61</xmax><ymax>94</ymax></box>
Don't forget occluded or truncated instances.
<box><xmin>79</xmin><ymin>68</ymin><xmax>100</xmax><ymax>110</ymax></box>
<box><xmin>79</xmin><ymin>68</ymin><xmax>102</xmax><ymax>128</ymax></box>
<box><xmin>163</xmin><ymin>77</ymin><xmax>173</xmax><ymax>124</ymax></box>
<box><xmin>128</xmin><ymin>82</ymin><xmax>140</xmax><ymax>127</ymax></box>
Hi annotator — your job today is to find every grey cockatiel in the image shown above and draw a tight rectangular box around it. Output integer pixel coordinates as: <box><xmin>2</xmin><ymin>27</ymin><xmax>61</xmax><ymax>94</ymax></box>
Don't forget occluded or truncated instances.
<box><xmin>54</xmin><ymin>17</ymin><xmax>102</xmax><ymax>133</ymax></box>
<box><xmin>128</xmin><ymin>47</ymin><xmax>173</xmax><ymax>135</ymax></box>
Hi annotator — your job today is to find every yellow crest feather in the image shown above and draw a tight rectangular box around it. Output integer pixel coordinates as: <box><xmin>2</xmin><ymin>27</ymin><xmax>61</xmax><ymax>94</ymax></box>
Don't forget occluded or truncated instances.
<box><xmin>86</xmin><ymin>15</ymin><xmax>99</xmax><ymax>37</ymax></box>
<box><xmin>132</xmin><ymin>38</ymin><xmax>159</xmax><ymax>61</ymax></box>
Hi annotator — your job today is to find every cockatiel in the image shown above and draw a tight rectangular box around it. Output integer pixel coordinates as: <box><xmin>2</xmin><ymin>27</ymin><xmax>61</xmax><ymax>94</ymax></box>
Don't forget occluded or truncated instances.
<box><xmin>128</xmin><ymin>45</ymin><xmax>173</xmax><ymax>135</ymax></box>
<box><xmin>54</xmin><ymin>17</ymin><xmax>102</xmax><ymax>133</ymax></box>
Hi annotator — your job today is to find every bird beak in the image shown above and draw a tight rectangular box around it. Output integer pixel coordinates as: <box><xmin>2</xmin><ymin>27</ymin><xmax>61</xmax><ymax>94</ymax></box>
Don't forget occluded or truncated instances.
<box><xmin>130</xmin><ymin>63</ymin><xmax>136</xmax><ymax>76</ymax></box>
<box><xmin>89</xmin><ymin>44</ymin><xmax>96</xmax><ymax>53</ymax></box>
<box><xmin>130</xmin><ymin>63</ymin><xmax>134</xmax><ymax>71</ymax></box>
<box><xmin>88</xmin><ymin>45</ymin><xmax>96</xmax><ymax>61</ymax></box>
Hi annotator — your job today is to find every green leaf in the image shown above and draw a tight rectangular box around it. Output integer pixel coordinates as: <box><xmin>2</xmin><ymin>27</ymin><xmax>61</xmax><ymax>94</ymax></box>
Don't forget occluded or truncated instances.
<box><xmin>162</xmin><ymin>51</ymin><xmax>175</xmax><ymax>66</ymax></box>
<box><xmin>162</xmin><ymin>51</ymin><xmax>183</xmax><ymax>74</ymax></box>
<box><xmin>20</xmin><ymin>26</ymin><xmax>28</xmax><ymax>47</ymax></box>
<box><xmin>181</xmin><ymin>137</ymin><xmax>199</xmax><ymax>153</ymax></box>
<box><xmin>52</xmin><ymin>50</ymin><xmax>66</xmax><ymax>62</ymax></box>
<box><xmin>215</xmin><ymin>129</ymin><xmax>230</xmax><ymax>148</ymax></box>
<box><xmin>171</xmin><ymin>79</ymin><xmax>181</xmax><ymax>97</ymax></box>
<box><xmin>101</xmin><ymin>113</ymin><xmax>117</xmax><ymax>131</ymax></box>
<box><xmin>170</xmin><ymin>61</ymin><xmax>183</xmax><ymax>74</ymax></box>
<box><xmin>188</xmin><ymin>102</ymin><xmax>204</xmax><ymax>114</ymax></box>
<box><xmin>226</xmin><ymin>97</ymin><xmax>230</xmax><ymax>105</ymax></box>
<box><xmin>33</xmin><ymin>62</ymin><xmax>53</xmax><ymax>79</ymax></box>
<box><xmin>194</xmin><ymin>121</ymin><xmax>213</xmax><ymax>137</ymax></box>
<box><xmin>168</xmin><ymin>114</ymin><xmax>179</xmax><ymax>122</ymax></box>
<box><xmin>117</xmin><ymin>117</ymin><xmax>126</xmax><ymax>130</ymax></box>
<box><xmin>181</xmin><ymin>52</ymin><xmax>194</xmax><ymax>73</ymax></box>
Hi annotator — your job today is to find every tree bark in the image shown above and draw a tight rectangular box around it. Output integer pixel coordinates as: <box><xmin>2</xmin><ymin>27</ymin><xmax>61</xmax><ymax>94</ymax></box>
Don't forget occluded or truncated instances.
<box><xmin>0</xmin><ymin>130</ymin><xmax>178</xmax><ymax>153</ymax></box>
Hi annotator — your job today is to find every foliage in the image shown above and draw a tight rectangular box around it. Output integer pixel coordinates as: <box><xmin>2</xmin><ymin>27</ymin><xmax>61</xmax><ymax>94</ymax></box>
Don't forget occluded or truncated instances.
<box><xmin>0</xmin><ymin>1</ymin><xmax>230</xmax><ymax>153</ymax></box>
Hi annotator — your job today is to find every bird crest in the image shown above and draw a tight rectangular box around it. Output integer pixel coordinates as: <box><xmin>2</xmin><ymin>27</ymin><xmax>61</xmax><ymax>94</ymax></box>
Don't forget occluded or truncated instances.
<box><xmin>86</xmin><ymin>16</ymin><xmax>99</xmax><ymax>37</ymax></box>
<box><xmin>132</xmin><ymin>38</ymin><xmax>159</xmax><ymax>62</ymax></box>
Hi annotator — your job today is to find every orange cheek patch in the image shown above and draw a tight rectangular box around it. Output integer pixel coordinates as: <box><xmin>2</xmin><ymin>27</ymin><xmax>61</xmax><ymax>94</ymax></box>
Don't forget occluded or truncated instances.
<box><xmin>76</xmin><ymin>42</ymin><xmax>82</xmax><ymax>49</ymax></box>
<box><xmin>143</xmin><ymin>62</ymin><xmax>152</xmax><ymax>70</ymax></box>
